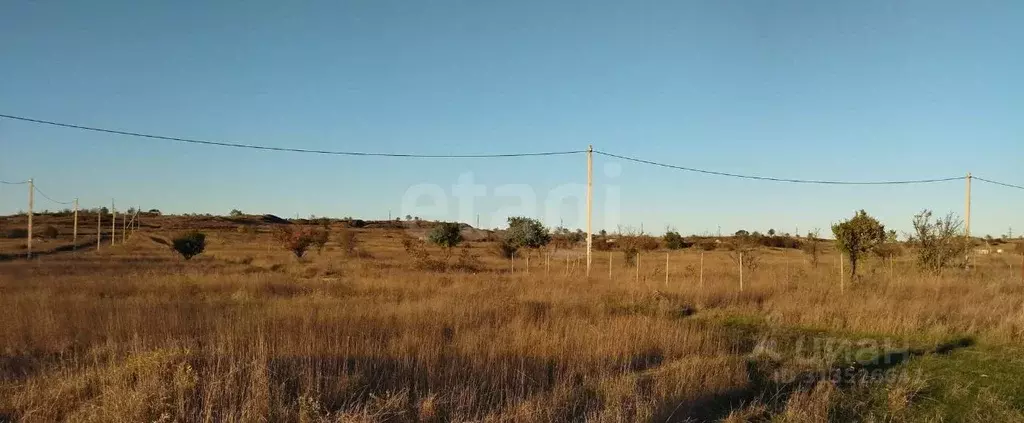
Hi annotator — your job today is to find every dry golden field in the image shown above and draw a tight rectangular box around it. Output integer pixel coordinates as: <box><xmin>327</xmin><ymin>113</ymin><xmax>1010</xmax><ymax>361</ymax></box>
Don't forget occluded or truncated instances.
<box><xmin>2</xmin><ymin>214</ymin><xmax>1023</xmax><ymax>422</ymax></box>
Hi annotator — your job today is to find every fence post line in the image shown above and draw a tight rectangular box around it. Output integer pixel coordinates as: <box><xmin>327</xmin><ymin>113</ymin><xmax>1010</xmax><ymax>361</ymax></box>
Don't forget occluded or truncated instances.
<box><xmin>73</xmin><ymin>198</ymin><xmax>79</xmax><ymax>249</ymax></box>
<box><xmin>121</xmin><ymin>212</ymin><xmax>126</xmax><ymax>243</ymax></box>
<box><xmin>27</xmin><ymin>178</ymin><xmax>34</xmax><ymax>259</ymax></box>
<box><xmin>97</xmin><ymin>207</ymin><xmax>101</xmax><ymax>250</ymax></box>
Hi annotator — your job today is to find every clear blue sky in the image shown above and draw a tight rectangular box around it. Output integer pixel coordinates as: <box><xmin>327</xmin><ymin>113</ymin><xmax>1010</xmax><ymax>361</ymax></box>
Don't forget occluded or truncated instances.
<box><xmin>1</xmin><ymin>1</ymin><xmax>1021</xmax><ymax>237</ymax></box>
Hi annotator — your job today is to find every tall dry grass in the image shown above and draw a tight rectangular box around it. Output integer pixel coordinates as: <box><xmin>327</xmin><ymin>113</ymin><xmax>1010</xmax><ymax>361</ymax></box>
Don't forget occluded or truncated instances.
<box><xmin>0</xmin><ymin>227</ymin><xmax>1021</xmax><ymax>422</ymax></box>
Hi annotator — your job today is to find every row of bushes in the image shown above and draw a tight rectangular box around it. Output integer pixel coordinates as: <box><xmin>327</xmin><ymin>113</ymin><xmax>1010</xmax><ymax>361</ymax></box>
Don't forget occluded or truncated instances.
<box><xmin>3</xmin><ymin>226</ymin><xmax>61</xmax><ymax>239</ymax></box>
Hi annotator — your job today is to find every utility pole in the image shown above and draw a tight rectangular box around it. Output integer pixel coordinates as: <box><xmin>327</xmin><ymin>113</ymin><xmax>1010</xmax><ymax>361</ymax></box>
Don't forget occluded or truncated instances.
<box><xmin>73</xmin><ymin>198</ymin><xmax>78</xmax><ymax>249</ymax></box>
<box><xmin>27</xmin><ymin>178</ymin><xmax>34</xmax><ymax>259</ymax></box>
<box><xmin>97</xmin><ymin>207</ymin><xmax>102</xmax><ymax>249</ymax></box>
<box><xmin>966</xmin><ymin>172</ymin><xmax>972</xmax><ymax>269</ymax></box>
<box><xmin>111</xmin><ymin>200</ymin><xmax>116</xmax><ymax>246</ymax></box>
<box><xmin>965</xmin><ymin>172</ymin><xmax>972</xmax><ymax>239</ymax></box>
<box><xmin>586</xmin><ymin>144</ymin><xmax>593</xmax><ymax>277</ymax></box>
<box><xmin>122</xmin><ymin>211</ymin><xmax>126</xmax><ymax>243</ymax></box>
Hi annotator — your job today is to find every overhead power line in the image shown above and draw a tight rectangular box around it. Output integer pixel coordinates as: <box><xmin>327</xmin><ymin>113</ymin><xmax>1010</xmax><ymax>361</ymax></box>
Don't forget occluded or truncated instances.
<box><xmin>1</xmin><ymin>180</ymin><xmax>30</xmax><ymax>185</ymax></box>
<box><xmin>0</xmin><ymin>113</ymin><xmax>585</xmax><ymax>158</ymax></box>
<box><xmin>33</xmin><ymin>185</ymin><xmax>74</xmax><ymax>205</ymax></box>
<box><xmin>974</xmin><ymin>177</ymin><xmax>1024</xmax><ymax>191</ymax></box>
<box><xmin>595</xmin><ymin>150</ymin><xmax>966</xmax><ymax>185</ymax></box>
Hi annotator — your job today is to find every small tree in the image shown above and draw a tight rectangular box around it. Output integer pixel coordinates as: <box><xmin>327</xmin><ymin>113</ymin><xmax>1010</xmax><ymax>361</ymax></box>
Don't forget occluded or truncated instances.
<box><xmin>768</xmin><ymin>228</ymin><xmax>776</xmax><ymax>237</ymax></box>
<box><xmin>172</xmin><ymin>231</ymin><xmax>206</xmax><ymax>260</ymax></box>
<box><xmin>910</xmin><ymin>210</ymin><xmax>970</xmax><ymax>273</ymax></box>
<box><xmin>663</xmin><ymin>231</ymin><xmax>688</xmax><ymax>249</ymax></box>
<box><xmin>337</xmin><ymin>226</ymin><xmax>357</xmax><ymax>256</ymax></box>
<box><xmin>505</xmin><ymin>217</ymin><xmax>551</xmax><ymax>249</ymax></box>
<box><xmin>275</xmin><ymin>227</ymin><xmax>317</xmax><ymax>258</ymax></box>
<box><xmin>310</xmin><ymin>227</ymin><xmax>330</xmax><ymax>254</ymax></box>
<box><xmin>428</xmin><ymin>222</ymin><xmax>463</xmax><ymax>259</ymax></box>
<box><xmin>229</xmin><ymin>209</ymin><xmax>244</xmax><ymax>217</ymax></box>
<box><xmin>832</xmin><ymin>210</ymin><xmax>886</xmax><ymax>281</ymax></box>
<box><xmin>728</xmin><ymin>238</ymin><xmax>761</xmax><ymax>275</ymax></box>
<box><xmin>802</xmin><ymin>229</ymin><xmax>822</xmax><ymax>268</ymax></box>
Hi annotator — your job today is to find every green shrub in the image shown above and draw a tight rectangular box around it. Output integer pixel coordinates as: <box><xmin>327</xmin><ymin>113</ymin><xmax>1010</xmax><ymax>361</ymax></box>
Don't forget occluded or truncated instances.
<box><xmin>833</xmin><ymin>210</ymin><xmax>886</xmax><ymax>280</ymax></box>
<box><xmin>428</xmin><ymin>222</ymin><xmax>463</xmax><ymax>250</ymax></box>
<box><xmin>505</xmin><ymin>217</ymin><xmax>551</xmax><ymax>249</ymax></box>
<box><xmin>663</xmin><ymin>231</ymin><xmax>690</xmax><ymax>249</ymax></box>
<box><xmin>172</xmin><ymin>232</ymin><xmax>206</xmax><ymax>260</ymax></box>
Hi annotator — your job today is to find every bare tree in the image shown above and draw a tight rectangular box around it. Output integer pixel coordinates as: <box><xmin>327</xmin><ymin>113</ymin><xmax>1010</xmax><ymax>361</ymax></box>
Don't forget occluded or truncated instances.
<box><xmin>910</xmin><ymin>210</ymin><xmax>970</xmax><ymax>273</ymax></box>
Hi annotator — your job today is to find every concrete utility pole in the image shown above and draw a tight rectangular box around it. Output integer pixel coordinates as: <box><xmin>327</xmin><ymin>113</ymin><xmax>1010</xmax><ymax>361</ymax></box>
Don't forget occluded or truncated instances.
<box><xmin>111</xmin><ymin>200</ymin><xmax>115</xmax><ymax>246</ymax></box>
<box><xmin>27</xmin><ymin>178</ymin><xmax>34</xmax><ymax>258</ymax></box>
<box><xmin>97</xmin><ymin>207</ymin><xmax>102</xmax><ymax>249</ymax></box>
<box><xmin>965</xmin><ymin>172</ymin><xmax>972</xmax><ymax>239</ymax></box>
<box><xmin>73</xmin><ymin>198</ymin><xmax>78</xmax><ymax>249</ymax></box>
<box><xmin>965</xmin><ymin>172</ymin><xmax>972</xmax><ymax>269</ymax></box>
<box><xmin>586</xmin><ymin>145</ymin><xmax>593</xmax><ymax>277</ymax></box>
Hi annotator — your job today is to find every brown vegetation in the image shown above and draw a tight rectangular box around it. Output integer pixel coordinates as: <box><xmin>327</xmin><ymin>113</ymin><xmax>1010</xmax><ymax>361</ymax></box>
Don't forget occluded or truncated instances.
<box><xmin>0</xmin><ymin>215</ymin><xmax>1022</xmax><ymax>422</ymax></box>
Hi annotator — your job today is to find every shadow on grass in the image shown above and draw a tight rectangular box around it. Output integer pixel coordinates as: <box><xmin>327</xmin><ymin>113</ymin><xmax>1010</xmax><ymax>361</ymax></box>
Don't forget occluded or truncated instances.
<box><xmin>651</xmin><ymin>336</ymin><xmax>976</xmax><ymax>423</ymax></box>
<box><xmin>0</xmin><ymin>239</ymin><xmax>99</xmax><ymax>261</ymax></box>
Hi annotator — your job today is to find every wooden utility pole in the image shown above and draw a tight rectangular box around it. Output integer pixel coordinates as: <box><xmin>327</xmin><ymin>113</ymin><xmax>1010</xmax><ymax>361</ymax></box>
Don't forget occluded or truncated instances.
<box><xmin>586</xmin><ymin>145</ymin><xmax>593</xmax><ymax>277</ymax></box>
<box><xmin>27</xmin><ymin>178</ymin><xmax>34</xmax><ymax>259</ymax></box>
<box><xmin>122</xmin><ymin>212</ymin><xmax>126</xmax><ymax>243</ymax></box>
<box><xmin>97</xmin><ymin>208</ymin><xmax>102</xmax><ymax>249</ymax></box>
<box><xmin>73</xmin><ymin>198</ymin><xmax>78</xmax><ymax>249</ymax></box>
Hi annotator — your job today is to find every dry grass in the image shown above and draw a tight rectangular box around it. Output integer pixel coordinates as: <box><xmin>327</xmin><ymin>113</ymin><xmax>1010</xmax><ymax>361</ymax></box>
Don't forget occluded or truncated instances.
<box><xmin>1</xmin><ymin>216</ymin><xmax>1023</xmax><ymax>422</ymax></box>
